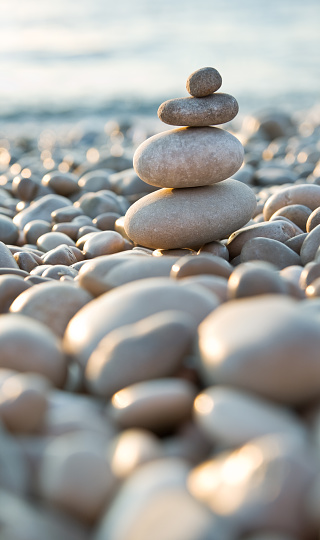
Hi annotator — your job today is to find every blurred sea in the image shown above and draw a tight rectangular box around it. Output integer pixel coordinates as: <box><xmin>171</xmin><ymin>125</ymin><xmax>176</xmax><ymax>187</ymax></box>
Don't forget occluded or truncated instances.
<box><xmin>1</xmin><ymin>0</ymin><xmax>320</xmax><ymax>126</ymax></box>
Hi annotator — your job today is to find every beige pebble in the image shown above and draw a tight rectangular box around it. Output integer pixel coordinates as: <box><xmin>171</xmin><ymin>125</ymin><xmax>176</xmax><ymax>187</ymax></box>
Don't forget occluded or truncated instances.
<box><xmin>240</xmin><ymin>237</ymin><xmax>301</xmax><ymax>269</ymax></box>
<box><xmin>10</xmin><ymin>281</ymin><xmax>93</xmax><ymax>337</ymax></box>
<box><xmin>0</xmin><ymin>275</ymin><xmax>31</xmax><ymax>313</ymax></box>
<box><xmin>300</xmin><ymin>225</ymin><xmax>320</xmax><ymax>265</ymax></box>
<box><xmin>42</xmin><ymin>171</ymin><xmax>80</xmax><ymax>196</ymax></box>
<box><xmin>0</xmin><ymin>314</ymin><xmax>67</xmax><ymax>386</ymax></box>
<box><xmin>158</xmin><ymin>93</ymin><xmax>238</xmax><ymax>127</ymax></box>
<box><xmin>269</xmin><ymin>215</ymin><xmax>303</xmax><ymax>236</ymax></box>
<box><xmin>227</xmin><ymin>220</ymin><xmax>296</xmax><ymax>259</ymax></box>
<box><xmin>228</xmin><ymin>261</ymin><xmax>288</xmax><ymax>299</ymax></box>
<box><xmin>124</xmin><ymin>180</ymin><xmax>257</xmax><ymax>250</ymax></box>
<box><xmin>13</xmin><ymin>194</ymin><xmax>70</xmax><ymax>229</ymax></box>
<box><xmin>186</xmin><ymin>66</ymin><xmax>222</xmax><ymax>97</ymax></box>
<box><xmin>23</xmin><ymin>219</ymin><xmax>51</xmax><ymax>244</ymax></box>
<box><xmin>85</xmin><ymin>310</ymin><xmax>196</xmax><ymax>397</ymax></box>
<box><xmin>92</xmin><ymin>211</ymin><xmax>121</xmax><ymax>231</ymax></box>
<box><xmin>194</xmin><ymin>386</ymin><xmax>306</xmax><ymax>447</ymax></box>
<box><xmin>271</xmin><ymin>204</ymin><xmax>312</xmax><ymax>231</ymax></box>
<box><xmin>198</xmin><ymin>295</ymin><xmax>320</xmax><ymax>405</ymax></box>
<box><xmin>51</xmin><ymin>205</ymin><xmax>84</xmax><ymax>223</ymax></box>
<box><xmin>42</xmin><ymin>264</ymin><xmax>78</xmax><ymax>280</ymax></box>
<box><xmin>108</xmin><ymin>378</ymin><xmax>197</xmax><ymax>431</ymax></box>
<box><xmin>306</xmin><ymin>206</ymin><xmax>320</xmax><ymax>232</ymax></box>
<box><xmin>263</xmin><ymin>184</ymin><xmax>320</xmax><ymax>221</ymax></box>
<box><xmin>82</xmin><ymin>230</ymin><xmax>125</xmax><ymax>258</ymax></box>
<box><xmin>52</xmin><ymin>222</ymin><xmax>80</xmax><ymax>240</ymax></box>
<box><xmin>133</xmin><ymin>127</ymin><xmax>243</xmax><ymax>188</ymax></box>
<box><xmin>65</xmin><ymin>277</ymin><xmax>218</xmax><ymax>367</ymax></box>
<box><xmin>14</xmin><ymin>251</ymin><xmax>42</xmax><ymax>272</ymax></box>
<box><xmin>171</xmin><ymin>253</ymin><xmax>232</xmax><ymax>279</ymax></box>
<box><xmin>39</xmin><ymin>432</ymin><xmax>116</xmax><ymax>523</ymax></box>
<box><xmin>42</xmin><ymin>244</ymin><xmax>78</xmax><ymax>266</ymax></box>
<box><xmin>198</xmin><ymin>240</ymin><xmax>229</xmax><ymax>260</ymax></box>
<box><xmin>178</xmin><ymin>274</ymin><xmax>228</xmax><ymax>302</ymax></box>
<box><xmin>0</xmin><ymin>372</ymin><xmax>50</xmax><ymax>433</ymax></box>
<box><xmin>76</xmin><ymin>191</ymin><xmax>121</xmax><ymax>218</ymax></box>
<box><xmin>37</xmin><ymin>232</ymin><xmax>76</xmax><ymax>252</ymax></box>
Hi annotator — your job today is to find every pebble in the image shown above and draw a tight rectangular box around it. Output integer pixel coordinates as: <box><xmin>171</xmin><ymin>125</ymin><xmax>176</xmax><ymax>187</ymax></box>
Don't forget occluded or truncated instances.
<box><xmin>51</xmin><ymin>206</ymin><xmax>84</xmax><ymax>223</ymax></box>
<box><xmin>0</xmin><ymin>275</ymin><xmax>31</xmax><ymax>313</ymax></box>
<box><xmin>285</xmin><ymin>232</ymin><xmax>307</xmax><ymax>254</ymax></box>
<box><xmin>0</xmin><ymin>241</ymin><xmax>20</xmax><ymax>269</ymax></box>
<box><xmin>198</xmin><ymin>295</ymin><xmax>320</xmax><ymax>404</ymax></box>
<box><xmin>158</xmin><ymin>93</ymin><xmax>239</xmax><ymax>126</ymax></box>
<box><xmin>299</xmin><ymin>262</ymin><xmax>320</xmax><ymax>289</ymax></box>
<box><xmin>37</xmin><ymin>232</ymin><xmax>76</xmax><ymax>252</ymax></box>
<box><xmin>263</xmin><ymin>184</ymin><xmax>320</xmax><ymax>220</ymax></box>
<box><xmin>85</xmin><ymin>310</ymin><xmax>196</xmax><ymax>397</ymax></box>
<box><xmin>92</xmin><ymin>211</ymin><xmax>121</xmax><ymax>230</ymax></box>
<box><xmin>64</xmin><ymin>277</ymin><xmax>218</xmax><ymax>367</ymax></box>
<box><xmin>300</xmin><ymin>224</ymin><xmax>320</xmax><ymax>265</ymax></box>
<box><xmin>198</xmin><ymin>240</ymin><xmax>230</xmax><ymax>260</ymax></box>
<box><xmin>0</xmin><ymin>314</ymin><xmax>67</xmax><ymax>386</ymax></box>
<box><xmin>14</xmin><ymin>250</ymin><xmax>42</xmax><ymax>272</ymax></box>
<box><xmin>186</xmin><ymin>66</ymin><xmax>222</xmax><ymax>97</ymax></box>
<box><xmin>171</xmin><ymin>253</ymin><xmax>232</xmax><ymax>279</ymax></box>
<box><xmin>108</xmin><ymin>378</ymin><xmax>197</xmax><ymax>431</ymax></box>
<box><xmin>76</xmin><ymin>191</ymin><xmax>121</xmax><ymax>218</ymax></box>
<box><xmin>178</xmin><ymin>274</ymin><xmax>229</xmax><ymax>302</ymax></box>
<box><xmin>42</xmin><ymin>264</ymin><xmax>78</xmax><ymax>280</ymax></box>
<box><xmin>306</xmin><ymin>207</ymin><xmax>320</xmax><ymax>231</ymax></box>
<box><xmin>10</xmin><ymin>281</ymin><xmax>93</xmax><ymax>337</ymax></box>
<box><xmin>271</xmin><ymin>204</ymin><xmax>312</xmax><ymax>231</ymax></box>
<box><xmin>13</xmin><ymin>194</ymin><xmax>70</xmax><ymax>229</ymax></box>
<box><xmin>240</xmin><ymin>237</ymin><xmax>301</xmax><ymax>269</ymax></box>
<box><xmin>227</xmin><ymin>261</ymin><xmax>288</xmax><ymax>299</ymax></box>
<box><xmin>0</xmin><ymin>214</ymin><xmax>19</xmax><ymax>244</ymax></box>
<box><xmin>78</xmin><ymin>169</ymin><xmax>114</xmax><ymax>192</ymax></box>
<box><xmin>133</xmin><ymin>127</ymin><xmax>244</xmax><ymax>188</ymax></box>
<box><xmin>42</xmin><ymin>245</ymin><xmax>79</xmax><ymax>266</ymax></box>
<box><xmin>42</xmin><ymin>171</ymin><xmax>80</xmax><ymax>196</ymax></box>
<box><xmin>82</xmin><ymin>230</ymin><xmax>125</xmax><ymax>258</ymax></box>
<box><xmin>124</xmin><ymin>180</ymin><xmax>256</xmax><ymax>250</ymax></box>
<box><xmin>23</xmin><ymin>219</ymin><xmax>51</xmax><ymax>244</ymax></box>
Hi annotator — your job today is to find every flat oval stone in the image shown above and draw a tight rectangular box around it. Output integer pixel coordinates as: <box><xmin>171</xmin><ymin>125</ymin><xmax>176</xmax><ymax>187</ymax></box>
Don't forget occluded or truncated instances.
<box><xmin>133</xmin><ymin>127</ymin><xmax>244</xmax><ymax>188</ymax></box>
<box><xmin>240</xmin><ymin>237</ymin><xmax>301</xmax><ymax>270</ymax></box>
<box><xmin>227</xmin><ymin>261</ymin><xmax>288</xmax><ymax>299</ymax></box>
<box><xmin>186</xmin><ymin>67</ymin><xmax>222</xmax><ymax>97</ymax></box>
<box><xmin>82</xmin><ymin>230</ymin><xmax>125</xmax><ymax>259</ymax></box>
<box><xmin>158</xmin><ymin>94</ymin><xmax>238</xmax><ymax>127</ymax></box>
<box><xmin>171</xmin><ymin>254</ymin><xmax>232</xmax><ymax>279</ymax></box>
<box><xmin>13</xmin><ymin>194</ymin><xmax>70</xmax><ymax>229</ymax></box>
<box><xmin>198</xmin><ymin>295</ymin><xmax>320</xmax><ymax>405</ymax></box>
<box><xmin>263</xmin><ymin>185</ymin><xmax>320</xmax><ymax>221</ymax></box>
<box><xmin>124</xmin><ymin>180</ymin><xmax>257</xmax><ymax>250</ymax></box>
<box><xmin>64</xmin><ymin>277</ymin><xmax>218</xmax><ymax>367</ymax></box>
<box><xmin>0</xmin><ymin>214</ymin><xmax>19</xmax><ymax>244</ymax></box>
<box><xmin>42</xmin><ymin>171</ymin><xmax>80</xmax><ymax>196</ymax></box>
<box><xmin>271</xmin><ymin>204</ymin><xmax>312</xmax><ymax>232</ymax></box>
<box><xmin>37</xmin><ymin>232</ymin><xmax>76</xmax><ymax>252</ymax></box>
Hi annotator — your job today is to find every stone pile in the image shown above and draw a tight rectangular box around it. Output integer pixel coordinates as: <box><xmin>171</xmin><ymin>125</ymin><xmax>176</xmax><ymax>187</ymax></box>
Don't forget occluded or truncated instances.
<box><xmin>124</xmin><ymin>67</ymin><xmax>257</xmax><ymax>249</ymax></box>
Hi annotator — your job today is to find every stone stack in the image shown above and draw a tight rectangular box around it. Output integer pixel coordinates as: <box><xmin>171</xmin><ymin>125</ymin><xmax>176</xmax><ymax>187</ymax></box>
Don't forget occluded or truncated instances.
<box><xmin>124</xmin><ymin>67</ymin><xmax>257</xmax><ymax>250</ymax></box>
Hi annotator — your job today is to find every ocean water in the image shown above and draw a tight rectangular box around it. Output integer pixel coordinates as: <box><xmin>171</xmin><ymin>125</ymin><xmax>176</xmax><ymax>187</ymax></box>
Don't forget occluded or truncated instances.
<box><xmin>1</xmin><ymin>0</ymin><xmax>320</xmax><ymax>121</ymax></box>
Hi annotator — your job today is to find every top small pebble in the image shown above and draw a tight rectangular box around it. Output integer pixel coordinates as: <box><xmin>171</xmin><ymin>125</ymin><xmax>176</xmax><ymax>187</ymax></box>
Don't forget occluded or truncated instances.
<box><xmin>186</xmin><ymin>67</ymin><xmax>222</xmax><ymax>97</ymax></box>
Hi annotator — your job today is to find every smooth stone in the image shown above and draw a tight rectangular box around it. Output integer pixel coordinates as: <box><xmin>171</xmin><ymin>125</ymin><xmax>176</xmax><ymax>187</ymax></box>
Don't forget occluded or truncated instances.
<box><xmin>82</xmin><ymin>230</ymin><xmax>125</xmax><ymax>259</ymax></box>
<box><xmin>171</xmin><ymin>254</ymin><xmax>232</xmax><ymax>279</ymax></box>
<box><xmin>188</xmin><ymin>434</ymin><xmax>315</xmax><ymax>537</ymax></box>
<box><xmin>178</xmin><ymin>275</ymin><xmax>228</xmax><ymax>302</ymax></box>
<box><xmin>108</xmin><ymin>378</ymin><xmax>197</xmax><ymax>431</ymax></box>
<box><xmin>227</xmin><ymin>261</ymin><xmax>288</xmax><ymax>299</ymax></box>
<box><xmin>85</xmin><ymin>310</ymin><xmax>196</xmax><ymax>397</ymax></box>
<box><xmin>79</xmin><ymin>254</ymin><xmax>177</xmax><ymax>295</ymax></box>
<box><xmin>13</xmin><ymin>194</ymin><xmax>70</xmax><ymax>229</ymax></box>
<box><xmin>52</xmin><ymin>222</ymin><xmax>79</xmax><ymax>240</ymax></box>
<box><xmin>51</xmin><ymin>205</ymin><xmax>84</xmax><ymax>223</ymax></box>
<box><xmin>240</xmin><ymin>237</ymin><xmax>301</xmax><ymax>270</ymax></box>
<box><xmin>110</xmin><ymin>168</ymin><xmax>158</xmax><ymax>196</ymax></box>
<box><xmin>0</xmin><ymin>314</ymin><xmax>66</xmax><ymax>387</ymax></box>
<box><xmin>42</xmin><ymin>171</ymin><xmax>80</xmax><ymax>196</ymax></box>
<box><xmin>0</xmin><ymin>275</ymin><xmax>31</xmax><ymax>313</ymax></box>
<box><xmin>14</xmin><ymin>251</ymin><xmax>42</xmax><ymax>272</ymax></box>
<box><xmin>78</xmin><ymin>169</ymin><xmax>114</xmax><ymax>192</ymax></box>
<box><xmin>163</xmin><ymin>421</ymin><xmax>212</xmax><ymax>464</ymax></box>
<box><xmin>268</xmin><ymin>215</ymin><xmax>303</xmax><ymax>236</ymax></box>
<box><xmin>198</xmin><ymin>240</ymin><xmax>229</xmax><ymax>260</ymax></box>
<box><xmin>300</xmin><ymin>225</ymin><xmax>320</xmax><ymax>265</ymax></box>
<box><xmin>76</xmin><ymin>191</ymin><xmax>121</xmax><ymax>218</ymax></box>
<box><xmin>42</xmin><ymin>245</ymin><xmax>79</xmax><ymax>266</ymax></box>
<box><xmin>133</xmin><ymin>127</ymin><xmax>244</xmax><ymax>188</ymax></box>
<box><xmin>94</xmin><ymin>458</ymin><xmax>220</xmax><ymax>540</ymax></box>
<box><xmin>23</xmin><ymin>219</ymin><xmax>51</xmax><ymax>244</ymax></box>
<box><xmin>271</xmin><ymin>204</ymin><xmax>312</xmax><ymax>232</ymax></box>
<box><xmin>153</xmin><ymin>247</ymin><xmax>196</xmax><ymax>257</ymax></box>
<box><xmin>37</xmin><ymin>232</ymin><xmax>76</xmax><ymax>252</ymax></box>
<box><xmin>285</xmin><ymin>233</ymin><xmax>308</xmax><ymax>254</ymax></box>
<box><xmin>93</xmin><ymin>211</ymin><xmax>121</xmax><ymax>231</ymax></box>
<box><xmin>306</xmin><ymin>207</ymin><xmax>320</xmax><ymax>232</ymax></box>
<box><xmin>76</xmin><ymin>231</ymin><xmax>98</xmax><ymax>250</ymax></box>
<box><xmin>263</xmin><ymin>185</ymin><xmax>320</xmax><ymax>221</ymax></box>
<box><xmin>77</xmin><ymin>225</ymin><xmax>98</xmax><ymax>239</ymax></box>
<box><xmin>10</xmin><ymin>281</ymin><xmax>93</xmax><ymax>338</ymax></box>
<box><xmin>186</xmin><ymin>67</ymin><xmax>222</xmax><ymax>97</ymax></box>
<box><xmin>193</xmin><ymin>386</ymin><xmax>306</xmax><ymax>447</ymax></box>
<box><xmin>64</xmin><ymin>277</ymin><xmax>218</xmax><ymax>367</ymax></box>
<box><xmin>198</xmin><ymin>295</ymin><xmax>320</xmax><ymax>405</ymax></box>
<box><xmin>0</xmin><ymin>372</ymin><xmax>50</xmax><ymax>433</ymax></box>
<box><xmin>41</xmin><ymin>264</ymin><xmax>78</xmax><ymax>280</ymax></box>
<box><xmin>0</xmin><ymin>214</ymin><xmax>19</xmax><ymax>244</ymax></box>
<box><xmin>158</xmin><ymin>93</ymin><xmax>238</xmax><ymax>127</ymax></box>
<box><xmin>124</xmin><ymin>180</ymin><xmax>257</xmax><ymax>250</ymax></box>
<box><xmin>299</xmin><ymin>262</ymin><xmax>320</xmax><ymax>289</ymax></box>
<box><xmin>0</xmin><ymin>241</ymin><xmax>20</xmax><ymax>269</ymax></box>
<box><xmin>108</xmin><ymin>428</ymin><xmax>163</xmax><ymax>478</ymax></box>
<box><xmin>39</xmin><ymin>432</ymin><xmax>116</xmax><ymax>523</ymax></box>
<box><xmin>227</xmin><ymin>220</ymin><xmax>296</xmax><ymax>259</ymax></box>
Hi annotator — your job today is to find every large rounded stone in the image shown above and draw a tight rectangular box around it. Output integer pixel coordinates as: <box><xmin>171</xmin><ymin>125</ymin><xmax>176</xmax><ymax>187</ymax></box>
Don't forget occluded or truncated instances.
<box><xmin>124</xmin><ymin>180</ymin><xmax>256</xmax><ymax>250</ymax></box>
<box><xmin>158</xmin><ymin>94</ymin><xmax>238</xmax><ymax>127</ymax></box>
<box><xmin>133</xmin><ymin>127</ymin><xmax>244</xmax><ymax>188</ymax></box>
<box><xmin>198</xmin><ymin>295</ymin><xmax>320</xmax><ymax>405</ymax></box>
<box><xmin>264</xmin><ymin>185</ymin><xmax>320</xmax><ymax>220</ymax></box>
<box><xmin>64</xmin><ymin>277</ymin><xmax>218</xmax><ymax>367</ymax></box>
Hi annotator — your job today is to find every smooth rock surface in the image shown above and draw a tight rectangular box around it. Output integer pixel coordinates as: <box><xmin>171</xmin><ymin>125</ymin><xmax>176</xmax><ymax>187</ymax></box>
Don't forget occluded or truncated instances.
<box><xmin>13</xmin><ymin>194</ymin><xmax>70</xmax><ymax>229</ymax></box>
<box><xmin>0</xmin><ymin>214</ymin><xmax>19</xmax><ymax>244</ymax></box>
<box><xmin>133</xmin><ymin>127</ymin><xmax>244</xmax><ymax>188</ymax></box>
<box><xmin>300</xmin><ymin>224</ymin><xmax>320</xmax><ymax>265</ymax></box>
<box><xmin>263</xmin><ymin>185</ymin><xmax>320</xmax><ymax>220</ymax></box>
<box><xmin>0</xmin><ymin>241</ymin><xmax>20</xmax><ymax>269</ymax></box>
<box><xmin>0</xmin><ymin>275</ymin><xmax>31</xmax><ymax>313</ymax></box>
<box><xmin>124</xmin><ymin>180</ymin><xmax>257</xmax><ymax>250</ymax></box>
<box><xmin>158</xmin><ymin>93</ymin><xmax>238</xmax><ymax>127</ymax></box>
<box><xmin>227</xmin><ymin>261</ymin><xmax>288</xmax><ymax>299</ymax></box>
<box><xmin>240</xmin><ymin>237</ymin><xmax>301</xmax><ymax>269</ymax></box>
<box><xmin>186</xmin><ymin>67</ymin><xmax>222</xmax><ymax>97</ymax></box>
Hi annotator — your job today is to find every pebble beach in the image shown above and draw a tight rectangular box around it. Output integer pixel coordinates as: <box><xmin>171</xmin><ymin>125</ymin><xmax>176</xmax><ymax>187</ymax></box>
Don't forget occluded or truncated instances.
<box><xmin>1</xmin><ymin>60</ymin><xmax>320</xmax><ymax>540</ymax></box>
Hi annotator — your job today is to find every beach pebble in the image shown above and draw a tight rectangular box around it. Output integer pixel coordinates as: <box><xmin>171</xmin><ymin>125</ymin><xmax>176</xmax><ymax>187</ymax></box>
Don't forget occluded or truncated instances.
<box><xmin>0</xmin><ymin>314</ymin><xmax>66</xmax><ymax>386</ymax></box>
<box><xmin>198</xmin><ymin>295</ymin><xmax>320</xmax><ymax>404</ymax></box>
<box><xmin>158</xmin><ymin>93</ymin><xmax>238</xmax><ymax>127</ymax></box>
<box><xmin>85</xmin><ymin>310</ymin><xmax>196</xmax><ymax>397</ymax></box>
<box><xmin>10</xmin><ymin>281</ymin><xmax>93</xmax><ymax>337</ymax></box>
<box><xmin>14</xmin><ymin>251</ymin><xmax>42</xmax><ymax>272</ymax></box>
<box><xmin>39</xmin><ymin>432</ymin><xmax>116</xmax><ymax>523</ymax></box>
<box><xmin>178</xmin><ymin>274</ymin><xmax>229</xmax><ymax>302</ymax></box>
<box><xmin>64</xmin><ymin>277</ymin><xmax>218</xmax><ymax>367</ymax></box>
<box><xmin>41</xmin><ymin>264</ymin><xmax>78</xmax><ymax>280</ymax></box>
<box><xmin>108</xmin><ymin>378</ymin><xmax>196</xmax><ymax>431</ymax></box>
<box><xmin>306</xmin><ymin>207</ymin><xmax>320</xmax><ymax>232</ymax></box>
<box><xmin>82</xmin><ymin>230</ymin><xmax>125</xmax><ymax>258</ymax></box>
<box><xmin>124</xmin><ymin>180</ymin><xmax>256</xmax><ymax>250</ymax></box>
<box><xmin>186</xmin><ymin>67</ymin><xmax>222</xmax><ymax>97</ymax></box>
<box><xmin>0</xmin><ymin>275</ymin><xmax>31</xmax><ymax>313</ymax></box>
<box><xmin>263</xmin><ymin>184</ymin><xmax>320</xmax><ymax>220</ymax></box>
<box><xmin>300</xmin><ymin>225</ymin><xmax>320</xmax><ymax>265</ymax></box>
<box><xmin>13</xmin><ymin>194</ymin><xmax>70</xmax><ymax>229</ymax></box>
<box><xmin>42</xmin><ymin>245</ymin><xmax>79</xmax><ymax>266</ymax></box>
<box><xmin>0</xmin><ymin>371</ymin><xmax>50</xmax><ymax>433</ymax></box>
<box><xmin>171</xmin><ymin>253</ymin><xmax>232</xmax><ymax>279</ymax></box>
<box><xmin>92</xmin><ymin>211</ymin><xmax>121</xmax><ymax>230</ymax></box>
<box><xmin>52</xmin><ymin>222</ymin><xmax>80</xmax><ymax>240</ymax></box>
<box><xmin>133</xmin><ymin>127</ymin><xmax>244</xmax><ymax>188</ymax></box>
<box><xmin>78</xmin><ymin>169</ymin><xmax>114</xmax><ymax>192</ymax></box>
<box><xmin>228</xmin><ymin>261</ymin><xmax>288</xmax><ymax>299</ymax></box>
<box><xmin>240</xmin><ymin>237</ymin><xmax>301</xmax><ymax>269</ymax></box>
<box><xmin>269</xmin><ymin>215</ymin><xmax>304</xmax><ymax>236</ymax></box>
<box><xmin>193</xmin><ymin>386</ymin><xmax>306</xmax><ymax>447</ymax></box>
<box><xmin>76</xmin><ymin>191</ymin><xmax>121</xmax><ymax>218</ymax></box>
<box><xmin>37</xmin><ymin>232</ymin><xmax>76</xmax><ymax>252</ymax></box>
<box><xmin>42</xmin><ymin>171</ymin><xmax>80</xmax><ymax>196</ymax></box>
<box><xmin>23</xmin><ymin>219</ymin><xmax>51</xmax><ymax>244</ymax></box>
<box><xmin>0</xmin><ymin>241</ymin><xmax>20</xmax><ymax>269</ymax></box>
<box><xmin>271</xmin><ymin>204</ymin><xmax>311</xmax><ymax>232</ymax></box>
<box><xmin>0</xmin><ymin>214</ymin><xmax>19</xmax><ymax>244</ymax></box>
<box><xmin>198</xmin><ymin>240</ymin><xmax>229</xmax><ymax>260</ymax></box>
<box><xmin>299</xmin><ymin>262</ymin><xmax>320</xmax><ymax>289</ymax></box>
<box><xmin>51</xmin><ymin>206</ymin><xmax>84</xmax><ymax>223</ymax></box>
<box><xmin>285</xmin><ymin>232</ymin><xmax>307</xmax><ymax>254</ymax></box>
<box><xmin>227</xmin><ymin>220</ymin><xmax>296</xmax><ymax>259</ymax></box>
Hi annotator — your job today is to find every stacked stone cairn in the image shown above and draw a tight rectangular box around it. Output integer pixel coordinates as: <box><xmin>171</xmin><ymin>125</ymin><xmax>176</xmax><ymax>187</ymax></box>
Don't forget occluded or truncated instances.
<box><xmin>124</xmin><ymin>67</ymin><xmax>257</xmax><ymax>250</ymax></box>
